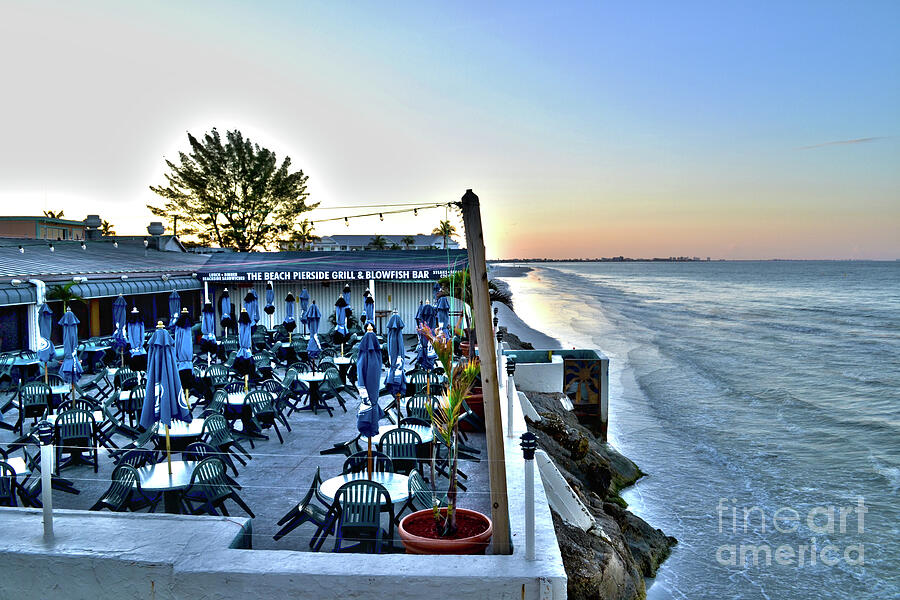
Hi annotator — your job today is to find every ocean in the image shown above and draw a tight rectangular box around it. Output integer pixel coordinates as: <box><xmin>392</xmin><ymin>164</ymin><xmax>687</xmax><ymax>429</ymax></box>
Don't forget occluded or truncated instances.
<box><xmin>497</xmin><ymin>261</ymin><xmax>899</xmax><ymax>599</ymax></box>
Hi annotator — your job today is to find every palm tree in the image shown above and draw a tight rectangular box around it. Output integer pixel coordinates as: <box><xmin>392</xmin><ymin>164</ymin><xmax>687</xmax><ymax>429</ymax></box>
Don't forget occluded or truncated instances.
<box><xmin>401</xmin><ymin>235</ymin><xmax>415</xmax><ymax>249</ymax></box>
<box><xmin>432</xmin><ymin>220</ymin><xmax>456</xmax><ymax>249</ymax></box>
<box><xmin>286</xmin><ymin>219</ymin><xmax>320</xmax><ymax>250</ymax></box>
<box><xmin>367</xmin><ymin>235</ymin><xmax>387</xmax><ymax>250</ymax></box>
<box><xmin>100</xmin><ymin>220</ymin><xmax>115</xmax><ymax>236</ymax></box>
<box><xmin>46</xmin><ymin>281</ymin><xmax>84</xmax><ymax>310</ymax></box>
<box><xmin>439</xmin><ymin>269</ymin><xmax>512</xmax><ymax>310</ymax></box>
<box><xmin>43</xmin><ymin>210</ymin><xmax>65</xmax><ymax>219</ymax></box>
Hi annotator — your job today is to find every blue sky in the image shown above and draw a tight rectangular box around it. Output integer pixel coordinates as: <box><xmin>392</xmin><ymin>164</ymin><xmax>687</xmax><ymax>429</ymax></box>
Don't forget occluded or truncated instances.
<box><xmin>1</xmin><ymin>1</ymin><xmax>897</xmax><ymax>258</ymax></box>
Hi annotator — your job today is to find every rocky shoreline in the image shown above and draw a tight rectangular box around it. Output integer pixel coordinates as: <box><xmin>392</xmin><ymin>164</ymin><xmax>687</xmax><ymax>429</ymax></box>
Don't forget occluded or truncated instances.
<box><xmin>503</xmin><ymin>328</ymin><xmax>676</xmax><ymax>600</ymax></box>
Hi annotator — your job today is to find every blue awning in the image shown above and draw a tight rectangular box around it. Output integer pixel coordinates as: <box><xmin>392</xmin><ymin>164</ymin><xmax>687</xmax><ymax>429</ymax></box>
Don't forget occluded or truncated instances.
<box><xmin>0</xmin><ymin>283</ymin><xmax>37</xmax><ymax>306</ymax></box>
<box><xmin>70</xmin><ymin>276</ymin><xmax>202</xmax><ymax>300</ymax></box>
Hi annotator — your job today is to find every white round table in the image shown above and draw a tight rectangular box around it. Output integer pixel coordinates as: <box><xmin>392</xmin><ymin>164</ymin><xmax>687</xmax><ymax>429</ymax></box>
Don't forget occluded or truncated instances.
<box><xmin>318</xmin><ymin>471</ymin><xmax>410</xmax><ymax>505</ymax></box>
<box><xmin>370</xmin><ymin>423</ymin><xmax>433</xmax><ymax>445</ymax></box>
<box><xmin>134</xmin><ymin>459</ymin><xmax>198</xmax><ymax>513</ymax></box>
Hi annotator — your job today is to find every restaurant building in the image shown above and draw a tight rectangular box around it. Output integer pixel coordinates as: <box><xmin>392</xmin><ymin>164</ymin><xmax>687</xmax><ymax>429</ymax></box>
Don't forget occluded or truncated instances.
<box><xmin>0</xmin><ymin>234</ymin><xmax>467</xmax><ymax>353</ymax></box>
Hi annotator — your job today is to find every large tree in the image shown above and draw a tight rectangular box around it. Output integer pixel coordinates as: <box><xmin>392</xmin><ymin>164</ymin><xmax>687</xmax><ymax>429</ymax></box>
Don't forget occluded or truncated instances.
<box><xmin>148</xmin><ymin>128</ymin><xmax>317</xmax><ymax>251</ymax></box>
<box><xmin>283</xmin><ymin>219</ymin><xmax>319</xmax><ymax>250</ymax></box>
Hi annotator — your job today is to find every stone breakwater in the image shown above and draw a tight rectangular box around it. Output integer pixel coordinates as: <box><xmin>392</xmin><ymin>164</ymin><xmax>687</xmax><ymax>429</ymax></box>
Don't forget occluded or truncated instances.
<box><xmin>503</xmin><ymin>328</ymin><xmax>676</xmax><ymax>600</ymax></box>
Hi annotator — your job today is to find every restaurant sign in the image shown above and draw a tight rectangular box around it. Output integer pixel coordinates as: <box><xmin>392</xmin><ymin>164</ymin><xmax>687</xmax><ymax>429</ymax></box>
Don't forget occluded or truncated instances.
<box><xmin>201</xmin><ymin>269</ymin><xmax>453</xmax><ymax>283</ymax></box>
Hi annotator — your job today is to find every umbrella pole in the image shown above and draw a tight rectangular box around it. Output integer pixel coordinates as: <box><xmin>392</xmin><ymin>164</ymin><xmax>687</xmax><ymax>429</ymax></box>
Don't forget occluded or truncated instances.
<box><xmin>44</xmin><ymin>363</ymin><xmax>48</xmax><ymax>385</ymax></box>
<box><xmin>341</xmin><ymin>343</ymin><xmax>344</xmax><ymax>357</ymax></box>
<box><xmin>184</xmin><ymin>388</ymin><xmax>191</xmax><ymax>411</ymax></box>
<box><xmin>244</xmin><ymin>374</ymin><xmax>249</xmax><ymax>392</ymax></box>
<box><xmin>165</xmin><ymin>425</ymin><xmax>172</xmax><ymax>475</ymax></box>
<box><xmin>396</xmin><ymin>392</ymin><xmax>401</xmax><ymax>428</ymax></box>
<box><xmin>367</xmin><ymin>436</ymin><xmax>373</xmax><ymax>480</ymax></box>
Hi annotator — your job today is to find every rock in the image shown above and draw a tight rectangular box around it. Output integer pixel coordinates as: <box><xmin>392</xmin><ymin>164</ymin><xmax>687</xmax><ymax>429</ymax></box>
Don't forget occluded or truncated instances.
<box><xmin>526</xmin><ymin>389</ymin><xmax>677</xmax><ymax>597</ymax></box>
<box><xmin>552</xmin><ymin>512</ymin><xmax>645</xmax><ymax>600</ymax></box>
<box><xmin>604</xmin><ymin>502</ymin><xmax>678</xmax><ymax>577</ymax></box>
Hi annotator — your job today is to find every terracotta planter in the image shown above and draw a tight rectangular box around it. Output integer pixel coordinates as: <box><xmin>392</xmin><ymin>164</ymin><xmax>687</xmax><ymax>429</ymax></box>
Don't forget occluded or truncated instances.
<box><xmin>461</xmin><ymin>387</ymin><xmax>484</xmax><ymax>432</ymax></box>
<box><xmin>458</xmin><ymin>341</ymin><xmax>471</xmax><ymax>357</ymax></box>
<box><xmin>398</xmin><ymin>508</ymin><xmax>493</xmax><ymax>555</ymax></box>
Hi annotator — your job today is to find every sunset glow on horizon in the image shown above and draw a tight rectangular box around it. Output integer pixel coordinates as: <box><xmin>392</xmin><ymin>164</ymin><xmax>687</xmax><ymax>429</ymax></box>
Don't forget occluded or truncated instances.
<box><xmin>1</xmin><ymin>1</ymin><xmax>897</xmax><ymax>260</ymax></box>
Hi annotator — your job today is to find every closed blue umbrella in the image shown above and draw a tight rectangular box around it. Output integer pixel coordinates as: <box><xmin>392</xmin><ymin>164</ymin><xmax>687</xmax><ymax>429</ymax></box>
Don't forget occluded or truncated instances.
<box><xmin>111</xmin><ymin>295</ymin><xmax>129</xmax><ymax>365</ymax></box>
<box><xmin>435</xmin><ymin>295</ymin><xmax>451</xmax><ymax>337</ymax></box>
<box><xmin>37</xmin><ymin>302</ymin><xmax>54</xmax><ymax>365</ymax></box>
<box><xmin>334</xmin><ymin>296</ymin><xmax>350</xmax><ymax>344</ymax></box>
<box><xmin>200</xmin><ymin>301</ymin><xmax>217</xmax><ymax>361</ymax></box>
<box><xmin>174</xmin><ymin>309</ymin><xmax>194</xmax><ymax>398</ymax></box>
<box><xmin>219</xmin><ymin>288</ymin><xmax>235</xmax><ymax>333</ymax></box>
<box><xmin>233</xmin><ymin>310</ymin><xmax>254</xmax><ymax>379</ymax></box>
<box><xmin>298</xmin><ymin>288</ymin><xmax>310</xmax><ymax>315</ymax></box>
<box><xmin>174</xmin><ymin>309</ymin><xmax>193</xmax><ymax>372</ymax></box>
<box><xmin>423</xmin><ymin>302</ymin><xmax>437</xmax><ymax>331</ymax></box>
<box><xmin>433</xmin><ymin>281</ymin><xmax>442</xmax><ymax>303</ymax></box>
<box><xmin>168</xmin><ymin>290</ymin><xmax>181</xmax><ymax>328</ymax></box>
<box><xmin>58</xmin><ymin>308</ymin><xmax>83</xmax><ymax>387</ymax></box>
<box><xmin>385</xmin><ymin>315</ymin><xmax>406</xmax><ymax>400</ymax></box>
<box><xmin>283</xmin><ymin>293</ymin><xmax>297</xmax><ymax>339</ymax></box>
<box><xmin>356</xmin><ymin>329</ymin><xmax>386</xmax><ymax>477</ymax></box>
<box><xmin>305</xmin><ymin>300</ymin><xmax>322</xmax><ymax>360</ymax></box>
<box><xmin>416</xmin><ymin>328</ymin><xmax>435</xmax><ymax>371</ymax></box>
<box><xmin>128</xmin><ymin>307</ymin><xmax>147</xmax><ymax>371</ymax></box>
<box><xmin>342</xmin><ymin>284</ymin><xmax>351</xmax><ymax>306</ymax></box>
<box><xmin>386</xmin><ymin>312</ymin><xmax>405</xmax><ymax>371</ymax></box>
<box><xmin>244</xmin><ymin>290</ymin><xmax>260</xmax><ymax>326</ymax></box>
<box><xmin>140</xmin><ymin>322</ymin><xmax>191</xmax><ymax>474</ymax></box>
<box><xmin>298</xmin><ymin>288</ymin><xmax>310</xmax><ymax>333</ymax></box>
<box><xmin>364</xmin><ymin>292</ymin><xmax>375</xmax><ymax>326</ymax></box>
<box><xmin>263</xmin><ymin>282</ymin><xmax>275</xmax><ymax>326</ymax></box>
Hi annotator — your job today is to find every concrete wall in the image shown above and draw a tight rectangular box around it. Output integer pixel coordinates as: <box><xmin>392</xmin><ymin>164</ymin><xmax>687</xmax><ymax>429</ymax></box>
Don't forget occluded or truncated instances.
<box><xmin>510</xmin><ymin>354</ymin><xmax>565</xmax><ymax>393</ymax></box>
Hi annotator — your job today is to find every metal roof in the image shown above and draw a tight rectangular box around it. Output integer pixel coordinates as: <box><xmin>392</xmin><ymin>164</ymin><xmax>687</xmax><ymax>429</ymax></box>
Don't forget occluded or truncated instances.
<box><xmin>0</xmin><ymin>239</ymin><xmax>209</xmax><ymax>280</ymax></box>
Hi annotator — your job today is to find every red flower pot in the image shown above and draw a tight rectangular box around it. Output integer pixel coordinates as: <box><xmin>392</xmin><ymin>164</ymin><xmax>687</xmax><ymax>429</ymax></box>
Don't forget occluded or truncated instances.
<box><xmin>398</xmin><ymin>508</ymin><xmax>493</xmax><ymax>555</ymax></box>
<box><xmin>461</xmin><ymin>387</ymin><xmax>484</xmax><ymax>432</ymax></box>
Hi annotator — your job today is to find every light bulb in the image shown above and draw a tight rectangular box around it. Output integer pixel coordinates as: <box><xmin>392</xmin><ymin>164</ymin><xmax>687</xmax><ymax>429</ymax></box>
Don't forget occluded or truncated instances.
<box><xmin>80</xmin><ymin>242</ymin><xmax>86</xmax><ymax>250</ymax></box>
<box><xmin>18</xmin><ymin>245</ymin><xmax>24</xmax><ymax>254</ymax></box>
<box><xmin>379</xmin><ymin>213</ymin><xmax>384</xmax><ymax>221</ymax></box>
<box><xmin>345</xmin><ymin>217</ymin><xmax>349</xmax><ymax>227</ymax></box>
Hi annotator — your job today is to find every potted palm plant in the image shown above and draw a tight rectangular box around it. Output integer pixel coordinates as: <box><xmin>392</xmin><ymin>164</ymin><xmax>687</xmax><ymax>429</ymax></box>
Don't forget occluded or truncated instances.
<box><xmin>397</xmin><ymin>324</ymin><xmax>493</xmax><ymax>554</ymax></box>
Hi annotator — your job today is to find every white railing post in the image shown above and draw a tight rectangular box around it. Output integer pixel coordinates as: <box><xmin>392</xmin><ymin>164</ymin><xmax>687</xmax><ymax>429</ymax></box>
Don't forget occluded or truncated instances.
<box><xmin>36</xmin><ymin>420</ymin><xmax>54</xmax><ymax>541</ymax></box>
<box><xmin>506</xmin><ymin>358</ymin><xmax>516</xmax><ymax>438</ymax></box>
<box><xmin>521</xmin><ymin>432</ymin><xmax>537</xmax><ymax>560</ymax></box>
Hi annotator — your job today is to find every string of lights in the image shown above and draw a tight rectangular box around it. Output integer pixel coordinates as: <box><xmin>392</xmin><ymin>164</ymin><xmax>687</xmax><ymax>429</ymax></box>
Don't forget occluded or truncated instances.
<box><xmin>308</xmin><ymin>202</ymin><xmax>454</xmax><ymax>226</ymax></box>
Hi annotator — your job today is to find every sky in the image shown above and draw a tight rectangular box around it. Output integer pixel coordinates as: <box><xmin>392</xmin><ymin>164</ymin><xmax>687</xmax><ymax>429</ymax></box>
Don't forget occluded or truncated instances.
<box><xmin>0</xmin><ymin>0</ymin><xmax>898</xmax><ymax>260</ymax></box>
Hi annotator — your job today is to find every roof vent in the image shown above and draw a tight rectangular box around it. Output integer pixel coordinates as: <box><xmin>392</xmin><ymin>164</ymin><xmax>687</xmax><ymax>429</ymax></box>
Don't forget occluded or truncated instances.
<box><xmin>147</xmin><ymin>222</ymin><xmax>165</xmax><ymax>236</ymax></box>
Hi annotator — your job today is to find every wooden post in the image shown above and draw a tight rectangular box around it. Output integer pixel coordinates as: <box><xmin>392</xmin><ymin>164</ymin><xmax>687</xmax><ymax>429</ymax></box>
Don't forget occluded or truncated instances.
<box><xmin>459</xmin><ymin>189</ymin><xmax>511</xmax><ymax>554</ymax></box>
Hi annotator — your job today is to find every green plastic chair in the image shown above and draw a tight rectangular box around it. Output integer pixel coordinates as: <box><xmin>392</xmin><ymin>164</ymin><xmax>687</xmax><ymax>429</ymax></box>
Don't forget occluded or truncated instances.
<box><xmin>377</xmin><ymin>427</ymin><xmax>423</xmax><ymax>475</ymax></box>
<box><xmin>396</xmin><ymin>469</ymin><xmax>448</xmax><ymax>522</ymax></box>
<box><xmin>202</xmin><ymin>413</ymin><xmax>250</xmax><ymax>475</ymax></box>
<box><xmin>405</xmin><ymin>393</ymin><xmax>439</xmax><ymax>422</ymax></box>
<box><xmin>90</xmin><ymin>463</ymin><xmax>138</xmax><ymax>512</ymax></box>
<box><xmin>17</xmin><ymin>382</ymin><xmax>51</xmax><ymax>434</ymax></box>
<box><xmin>0</xmin><ymin>460</ymin><xmax>17</xmax><ymax>507</ymax></box>
<box><xmin>182</xmin><ymin>457</ymin><xmax>254</xmax><ymax>517</ymax></box>
<box><xmin>273</xmin><ymin>467</ymin><xmax>335</xmax><ymax>549</ymax></box>
<box><xmin>331</xmin><ymin>479</ymin><xmax>394</xmax><ymax>553</ymax></box>
<box><xmin>54</xmin><ymin>408</ymin><xmax>99</xmax><ymax>475</ymax></box>
<box><xmin>245</xmin><ymin>389</ymin><xmax>285</xmax><ymax>444</ymax></box>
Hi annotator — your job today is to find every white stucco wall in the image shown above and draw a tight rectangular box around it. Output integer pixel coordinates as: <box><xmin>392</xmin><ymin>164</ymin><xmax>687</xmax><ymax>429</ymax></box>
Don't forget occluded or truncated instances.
<box><xmin>513</xmin><ymin>355</ymin><xmax>565</xmax><ymax>393</ymax></box>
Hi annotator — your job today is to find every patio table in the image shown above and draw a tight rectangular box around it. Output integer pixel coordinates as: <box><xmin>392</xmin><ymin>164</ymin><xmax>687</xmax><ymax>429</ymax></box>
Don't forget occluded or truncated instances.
<box><xmin>294</xmin><ymin>372</ymin><xmax>330</xmax><ymax>416</ymax></box>
<box><xmin>333</xmin><ymin>356</ymin><xmax>352</xmax><ymax>384</ymax></box>
<box><xmin>152</xmin><ymin>418</ymin><xmax>205</xmax><ymax>452</ymax></box>
<box><xmin>134</xmin><ymin>459</ymin><xmax>198</xmax><ymax>514</ymax></box>
<box><xmin>369</xmin><ymin>423</ymin><xmax>433</xmax><ymax>446</ymax></box>
<box><xmin>318</xmin><ymin>471</ymin><xmax>410</xmax><ymax>506</ymax></box>
<box><xmin>5</xmin><ymin>456</ymin><xmax>29</xmax><ymax>476</ymax></box>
